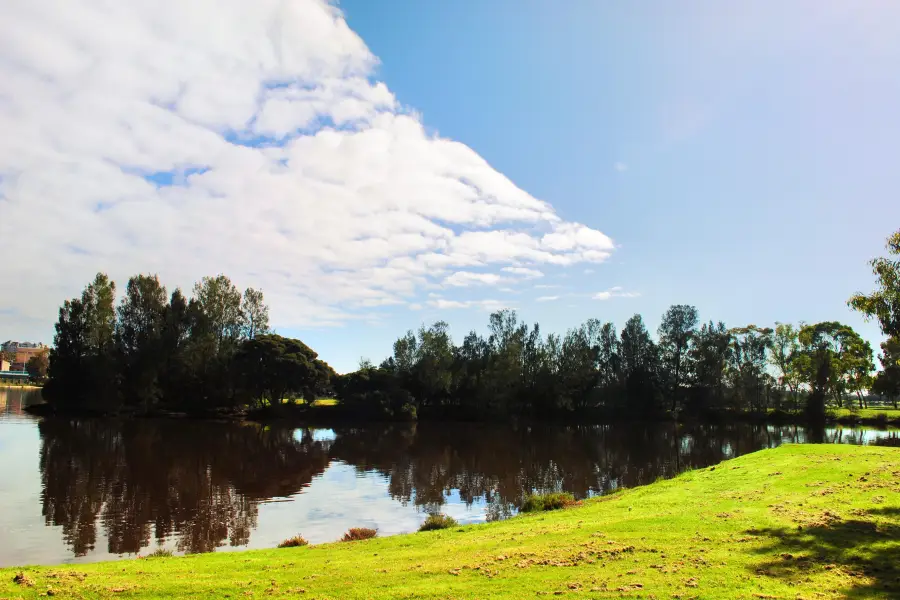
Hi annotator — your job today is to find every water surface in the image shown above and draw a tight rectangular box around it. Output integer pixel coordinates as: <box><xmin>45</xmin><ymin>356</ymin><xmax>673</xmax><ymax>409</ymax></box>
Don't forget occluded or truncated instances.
<box><xmin>0</xmin><ymin>386</ymin><xmax>896</xmax><ymax>567</ymax></box>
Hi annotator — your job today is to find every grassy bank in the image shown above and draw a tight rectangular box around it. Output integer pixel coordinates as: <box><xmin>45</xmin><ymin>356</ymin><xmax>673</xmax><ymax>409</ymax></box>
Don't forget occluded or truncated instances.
<box><xmin>3</xmin><ymin>445</ymin><xmax>898</xmax><ymax>599</ymax></box>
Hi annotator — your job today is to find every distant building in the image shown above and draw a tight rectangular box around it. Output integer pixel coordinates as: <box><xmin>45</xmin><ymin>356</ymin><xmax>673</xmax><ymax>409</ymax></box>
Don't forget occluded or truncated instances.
<box><xmin>1</xmin><ymin>341</ymin><xmax>47</xmax><ymax>372</ymax></box>
<box><xmin>0</xmin><ymin>359</ymin><xmax>9</xmax><ymax>372</ymax></box>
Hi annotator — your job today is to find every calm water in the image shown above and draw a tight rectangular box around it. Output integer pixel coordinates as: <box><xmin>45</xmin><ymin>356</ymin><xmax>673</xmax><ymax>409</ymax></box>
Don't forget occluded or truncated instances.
<box><xmin>1</xmin><ymin>386</ymin><xmax>897</xmax><ymax>567</ymax></box>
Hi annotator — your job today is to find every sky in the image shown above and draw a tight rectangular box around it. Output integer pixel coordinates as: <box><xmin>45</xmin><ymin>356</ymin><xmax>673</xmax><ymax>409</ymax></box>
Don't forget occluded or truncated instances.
<box><xmin>0</xmin><ymin>0</ymin><xmax>898</xmax><ymax>373</ymax></box>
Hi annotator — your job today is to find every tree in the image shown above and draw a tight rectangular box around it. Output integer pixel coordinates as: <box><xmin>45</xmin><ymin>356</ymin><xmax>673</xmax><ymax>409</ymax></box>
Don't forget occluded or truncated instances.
<box><xmin>728</xmin><ymin>326</ymin><xmax>773</xmax><ymax>412</ymax></box>
<box><xmin>411</xmin><ymin>321</ymin><xmax>454</xmax><ymax>408</ymax></box>
<box><xmin>844</xmin><ymin>337</ymin><xmax>874</xmax><ymax>409</ymax></box>
<box><xmin>0</xmin><ymin>349</ymin><xmax>15</xmax><ymax>369</ymax></box>
<box><xmin>619</xmin><ymin>314</ymin><xmax>659</xmax><ymax>414</ymax></box>
<box><xmin>192</xmin><ymin>275</ymin><xmax>243</xmax><ymax>349</ymax></box>
<box><xmin>688</xmin><ymin>321</ymin><xmax>731</xmax><ymax>410</ymax></box>
<box><xmin>26</xmin><ymin>351</ymin><xmax>49</xmax><ymax>381</ymax></box>
<box><xmin>44</xmin><ymin>273</ymin><xmax>118</xmax><ymax>410</ymax></box>
<box><xmin>116</xmin><ymin>274</ymin><xmax>168</xmax><ymax>409</ymax></box>
<box><xmin>796</xmin><ymin>322</ymin><xmax>868</xmax><ymax>420</ymax></box>
<box><xmin>771</xmin><ymin>323</ymin><xmax>802</xmax><ymax>410</ymax></box>
<box><xmin>234</xmin><ymin>334</ymin><xmax>330</xmax><ymax>406</ymax></box>
<box><xmin>657</xmin><ymin>305</ymin><xmax>699</xmax><ymax>412</ymax></box>
<box><xmin>241</xmin><ymin>288</ymin><xmax>270</xmax><ymax>340</ymax></box>
<box><xmin>848</xmin><ymin>229</ymin><xmax>900</xmax><ymax>338</ymax></box>
<box><xmin>872</xmin><ymin>337</ymin><xmax>900</xmax><ymax>408</ymax></box>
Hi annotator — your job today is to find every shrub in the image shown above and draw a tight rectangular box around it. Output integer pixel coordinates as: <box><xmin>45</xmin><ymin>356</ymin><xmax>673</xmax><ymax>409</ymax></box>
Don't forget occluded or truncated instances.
<box><xmin>277</xmin><ymin>535</ymin><xmax>309</xmax><ymax>548</ymax></box>
<box><xmin>145</xmin><ymin>548</ymin><xmax>174</xmax><ymax>558</ymax></box>
<box><xmin>519</xmin><ymin>492</ymin><xmax>576</xmax><ymax>513</ymax></box>
<box><xmin>418</xmin><ymin>513</ymin><xmax>458</xmax><ymax>532</ymax></box>
<box><xmin>341</xmin><ymin>527</ymin><xmax>377</xmax><ymax>542</ymax></box>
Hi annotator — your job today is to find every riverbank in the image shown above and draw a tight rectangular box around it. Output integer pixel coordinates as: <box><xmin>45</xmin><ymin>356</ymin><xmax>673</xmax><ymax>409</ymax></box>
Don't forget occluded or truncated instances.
<box><xmin>2</xmin><ymin>444</ymin><xmax>897</xmax><ymax>599</ymax></box>
<box><xmin>24</xmin><ymin>398</ymin><xmax>900</xmax><ymax>428</ymax></box>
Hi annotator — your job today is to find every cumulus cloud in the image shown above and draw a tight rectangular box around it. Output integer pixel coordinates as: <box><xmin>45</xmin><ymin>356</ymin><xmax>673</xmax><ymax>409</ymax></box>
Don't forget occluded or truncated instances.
<box><xmin>502</xmin><ymin>266</ymin><xmax>543</xmax><ymax>279</ymax></box>
<box><xmin>443</xmin><ymin>271</ymin><xmax>503</xmax><ymax>287</ymax></box>
<box><xmin>427</xmin><ymin>299</ymin><xmax>510</xmax><ymax>311</ymax></box>
<box><xmin>536</xmin><ymin>295</ymin><xmax>559</xmax><ymax>302</ymax></box>
<box><xmin>0</xmin><ymin>0</ymin><xmax>615</xmax><ymax>335</ymax></box>
<box><xmin>592</xmin><ymin>286</ymin><xmax>640</xmax><ymax>301</ymax></box>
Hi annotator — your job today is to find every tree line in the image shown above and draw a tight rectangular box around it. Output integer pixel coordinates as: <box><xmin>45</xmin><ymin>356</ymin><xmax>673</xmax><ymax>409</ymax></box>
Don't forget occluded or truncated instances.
<box><xmin>43</xmin><ymin>228</ymin><xmax>900</xmax><ymax>421</ymax></box>
<box><xmin>44</xmin><ymin>273</ymin><xmax>335</xmax><ymax>413</ymax></box>
<box><xmin>337</xmin><ymin>228</ymin><xmax>900</xmax><ymax>421</ymax></box>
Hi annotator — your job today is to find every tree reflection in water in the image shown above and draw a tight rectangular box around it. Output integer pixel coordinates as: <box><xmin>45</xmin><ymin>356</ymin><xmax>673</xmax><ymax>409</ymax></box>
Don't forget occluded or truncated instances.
<box><xmin>37</xmin><ymin>418</ymin><xmax>890</xmax><ymax>558</ymax></box>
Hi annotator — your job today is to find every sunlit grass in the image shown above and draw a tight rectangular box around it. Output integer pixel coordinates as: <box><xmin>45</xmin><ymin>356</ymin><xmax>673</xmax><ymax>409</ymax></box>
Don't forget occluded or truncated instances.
<box><xmin>2</xmin><ymin>445</ymin><xmax>898</xmax><ymax>599</ymax></box>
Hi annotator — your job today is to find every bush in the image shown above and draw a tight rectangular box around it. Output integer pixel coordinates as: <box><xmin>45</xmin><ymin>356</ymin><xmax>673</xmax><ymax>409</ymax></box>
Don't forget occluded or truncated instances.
<box><xmin>341</xmin><ymin>527</ymin><xmax>377</xmax><ymax>542</ymax></box>
<box><xmin>519</xmin><ymin>492</ymin><xmax>576</xmax><ymax>513</ymax></box>
<box><xmin>277</xmin><ymin>535</ymin><xmax>309</xmax><ymax>548</ymax></box>
<box><xmin>418</xmin><ymin>513</ymin><xmax>458</xmax><ymax>532</ymax></box>
<box><xmin>145</xmin><ymin>548</ymin><xmax>174</xmax><ymax>558</ymax></box>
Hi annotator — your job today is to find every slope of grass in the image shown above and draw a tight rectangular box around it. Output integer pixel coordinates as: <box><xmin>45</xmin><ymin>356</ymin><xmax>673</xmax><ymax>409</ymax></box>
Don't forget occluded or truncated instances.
<box><xmin>3</xmin><ymin>444</ymin><xmax>898</xmax><ymax>599</ymax></box>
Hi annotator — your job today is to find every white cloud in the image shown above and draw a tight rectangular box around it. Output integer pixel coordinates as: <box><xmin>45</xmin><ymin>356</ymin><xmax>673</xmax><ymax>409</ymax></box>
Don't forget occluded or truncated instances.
<box><xmin>592</xmin><ymin>286</ymin><xmax>641</xmax><ymax>301</ymax></box>
<box><xmin>614</xmin><ymin>162</ymin><xmax>628</xmax><ymax>172</ymax></box>
<box><xmin>426</xmin><ymin>298</ymin><xmax>510</xmax><ymax>311</ymax></box>
<box><xmin>502</xmin><ymin>266</ymin><xmax>543</xmax><ymax>279</ymax></box>
<box><xmin>536</xmin><ymin>295</ymin><xmax>559</xmax><ymax>302</ymax></box>
<box><xmin>443</xmin><ymin>271</ymin><xmax>503</xmax><ymax>287</ymax></box>
<box><xmin>0</xmin><ymin>0</ymin><xmax>615</xmax><ymax>336</ymax></box>
<box><xmin>534</xmin><ymin>284</ymin><xmax>561</xmax><ymax>289</ymax></box>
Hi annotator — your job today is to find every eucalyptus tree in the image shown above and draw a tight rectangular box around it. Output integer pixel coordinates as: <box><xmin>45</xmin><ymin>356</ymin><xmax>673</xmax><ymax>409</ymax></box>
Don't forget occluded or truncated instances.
<box><xmin>849</xmin><ymin>228</ymin><xmax>900</xmax><ymax>338</ymax></box>
<box><xmin>771</xmin><ymin>323</ymin><xmax>802</xmax><ymax>409</ymax></box>
<box><xmin>657</xmin><ymin>304</ymin><xmax>699</xmax><ymax>411</ymax></box>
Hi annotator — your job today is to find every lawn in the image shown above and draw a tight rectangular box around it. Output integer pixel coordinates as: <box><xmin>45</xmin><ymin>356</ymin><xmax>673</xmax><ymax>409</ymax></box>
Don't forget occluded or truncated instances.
<box><xmin>830</xmin><ymin>407</ymin><xmax>900</xmax><ymax>422</ymax></box>
<box><xmin>2</xmin><ymin>444</ymin><xmax>898</xmax><ymax>599</ymax></box>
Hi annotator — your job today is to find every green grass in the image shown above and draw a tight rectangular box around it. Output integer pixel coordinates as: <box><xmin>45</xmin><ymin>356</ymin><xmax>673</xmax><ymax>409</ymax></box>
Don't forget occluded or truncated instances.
<box><xmin>830</xmin><ymin>407</ymin><xmax>900</xmax><ymax>421</ymax></box>
<box><xmin>3</xmin><ymin>444</ymin><xmax>898</xmax><ymax>599</ymax></box>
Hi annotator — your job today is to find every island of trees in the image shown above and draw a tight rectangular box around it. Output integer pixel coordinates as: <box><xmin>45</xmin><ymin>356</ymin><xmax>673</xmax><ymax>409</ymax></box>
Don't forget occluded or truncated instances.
<box><xmin>40</xmin><ymin>229</ymin><xmax>900</xmax><ymax>423</ymax></box>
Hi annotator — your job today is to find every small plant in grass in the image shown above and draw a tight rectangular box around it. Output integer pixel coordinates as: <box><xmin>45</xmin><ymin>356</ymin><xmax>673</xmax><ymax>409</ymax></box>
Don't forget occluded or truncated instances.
<box><xmin>144</xmin><ymin>548</ymin><xmax>174</xmax><ymax>558</ymax></box>
<box><xmin>341</xmin><ymin>527</ymin><xmax>377</xmax><ymax>542</ymax></box>
<box><xmin>277</xmin><ymin>535</ymin><xmax>309</xmax><ymax>548</ymax></box>
<box><xmin>519</xmin><ymin>492</ymin><xmax>576</xmax><ymax>513</ymax></box>
<box><xmin>418</xmin><ymin>513</ymin><xmax>458</xmax><ymax>532</ymax></box>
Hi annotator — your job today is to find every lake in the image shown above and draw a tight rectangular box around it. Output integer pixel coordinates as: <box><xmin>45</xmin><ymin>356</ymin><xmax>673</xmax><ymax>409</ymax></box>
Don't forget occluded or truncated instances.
<box><xmin>1</xmin><ymin>386</ymin><xmax>897</xmax><ymax>567</ymax></box>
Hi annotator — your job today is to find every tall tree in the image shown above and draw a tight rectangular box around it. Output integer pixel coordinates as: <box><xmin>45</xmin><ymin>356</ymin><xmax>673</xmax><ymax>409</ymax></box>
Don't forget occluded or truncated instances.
<box><xmin>241</xmin><ymin>288</ymin><xmax>270</xmax><ymax>340</ymax></box>
<box><xmin>728</xmin><ymin>326</ymin><xmax>773</xmax><ymax>412</ymax></box>
<box><xmin>657</xmin><ymin>305</ymin><xmax>699</xmax><ymax>412</ymax></box>
<box><xmin>192</xmin><ymin>275</ymin><xmax>244</xmax><ymax>349</ymax></box>
<box><xmin>771</xmin><ymin>323</ymin><xmax>802</xmax><ymax>409</ymax></box>
<box><xmin>848</xmin><ymin>228</ymin><xmax>900</xmax><ymax>338</ymax></box>
<box><xmin>872</xmin><ymin>337</ymin><xmax>900</xmax><ymax>408</ymax></box>
<box><xmin>796</xmin><ymin>322</ymin><xmax>866</xmax><ymax>420</ymax></box>
<box><xmin>116</xmin><ymin>274</ymin><xmax>168</xmax><ymax>409</ymax></box>
<box><xmin>619</xmin><ymin>314</ymin><xmax>659</xmax><ymax>413</ymax></box>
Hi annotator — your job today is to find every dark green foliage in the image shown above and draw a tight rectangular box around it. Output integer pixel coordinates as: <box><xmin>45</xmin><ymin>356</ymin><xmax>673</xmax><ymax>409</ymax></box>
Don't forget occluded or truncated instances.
<box><xmin>144</xmin><ymin>548</ymin><xmax>174</xmax><ymax>558</ymax></box>
<box><xmin>519</xmin><ymin>492</ymin><xmax>576</xmax><ymax>513</ymax></box>
<box><xmin>341</xmin><ymin>527</ymin><xmax>377</xmax><ymax>542</ymax></box>
<box><xmin>418</xmin><ymin>514</ymin><xmax>458</xmax><ymax>532</ymax></box>
<box><xmin>44</xmin><ymin>272</ymin><xmax>333</xmax><ymax>414</ymax></box>
<box><xmin>277</xmin><ymin>535</ymin><xmax>309</xmax><ymax>548</ymax></box>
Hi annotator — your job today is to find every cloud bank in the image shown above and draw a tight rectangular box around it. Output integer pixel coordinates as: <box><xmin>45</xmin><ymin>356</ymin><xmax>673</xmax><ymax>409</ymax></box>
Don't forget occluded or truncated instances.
<box><xmin>0</xmin><ymin>0</ymin><xmax>615</xmax><ymax>333</ymax></box>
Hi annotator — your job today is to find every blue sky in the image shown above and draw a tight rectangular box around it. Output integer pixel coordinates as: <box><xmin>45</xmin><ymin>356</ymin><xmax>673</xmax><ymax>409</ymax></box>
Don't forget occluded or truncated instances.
<box><xmin>1</xmin><ymin>0</ymin><xmax>898</xmax><ymax>373</ymax></box>
<box><xmin>303</xmin><ymin>0</ymin><xmax>900</xmax><ymax>370</ymax></box>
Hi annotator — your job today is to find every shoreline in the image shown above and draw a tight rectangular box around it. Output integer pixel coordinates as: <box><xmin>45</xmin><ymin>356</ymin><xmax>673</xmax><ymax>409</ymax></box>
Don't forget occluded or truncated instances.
<box><xmin>23</xmin><ymin>401</ymin><xmax>900</xmax><ymax>428</ymax></box>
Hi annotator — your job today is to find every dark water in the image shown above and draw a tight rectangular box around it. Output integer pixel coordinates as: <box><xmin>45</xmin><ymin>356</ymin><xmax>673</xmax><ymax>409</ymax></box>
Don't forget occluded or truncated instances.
<box><xmin>1</xmin><ymin>386</ymin><xmax>898</xmax><ymax>567</ymax></box>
